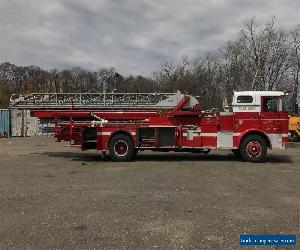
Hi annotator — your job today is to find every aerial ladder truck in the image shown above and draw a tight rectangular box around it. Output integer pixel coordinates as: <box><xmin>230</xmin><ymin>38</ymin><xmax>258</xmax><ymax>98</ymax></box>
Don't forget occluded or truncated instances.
<box><xmin>10</xmin><ymin>91</ymin><xmax>289</xmax><ymax>162</ymax></box>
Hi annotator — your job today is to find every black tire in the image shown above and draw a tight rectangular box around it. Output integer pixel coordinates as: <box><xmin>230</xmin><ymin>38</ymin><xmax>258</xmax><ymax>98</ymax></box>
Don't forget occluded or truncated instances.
<box><xmin>109</xmin><ymin>134</ymin><xmax>135</xmax><ymax>162</ymax></box>
<box><xmin>239</xmin><ymin>134</ymin><xmax>267</xmax><ymax>163</ymax></box>
<box><xmin>231</xmin><ymin>149</ymin><xmax>242</xmax><ymax>159</ymax></box>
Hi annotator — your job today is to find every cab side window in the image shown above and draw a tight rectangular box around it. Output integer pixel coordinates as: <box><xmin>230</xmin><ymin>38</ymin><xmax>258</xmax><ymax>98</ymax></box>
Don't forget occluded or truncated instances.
<box><xmin>262</xmin><ymin>97</ymin><xmax>278</xmax><ymax>112</ymax></box>
<box><xmin>237</xmin><ymin>95</ymin><xmax>253</xmax><ymax>103</ymax></box>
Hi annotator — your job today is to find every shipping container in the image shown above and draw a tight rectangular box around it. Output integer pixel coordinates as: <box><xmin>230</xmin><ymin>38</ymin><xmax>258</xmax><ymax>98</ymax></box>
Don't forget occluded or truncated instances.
<box><xmin>10</xmin><ymin>109</ymin><xmax>38</xmax><ymax>137</ymax></box>
<box><xmin>0</xmin><ymin>109</ymin><xmax>10</xmax><ymax>137</ymax></box>
<box><xmin>10</xmin><ymin>109</ymin><xmax>55</xmax><ymax>137</ymax></box>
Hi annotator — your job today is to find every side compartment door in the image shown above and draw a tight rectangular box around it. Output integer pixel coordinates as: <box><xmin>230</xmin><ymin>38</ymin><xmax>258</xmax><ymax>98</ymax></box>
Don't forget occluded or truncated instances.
<box><xmin>137</xmin><ymin>127</ymin><xmax>176</xmax><ymax>148</ymax></box>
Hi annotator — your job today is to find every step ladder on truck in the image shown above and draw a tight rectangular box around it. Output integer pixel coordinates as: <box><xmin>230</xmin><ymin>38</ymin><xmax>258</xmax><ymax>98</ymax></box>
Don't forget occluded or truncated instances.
<box><xmin>10</xmin><ymin>91</ymin><xmax>289</xmax><ymax>162</ymax></box>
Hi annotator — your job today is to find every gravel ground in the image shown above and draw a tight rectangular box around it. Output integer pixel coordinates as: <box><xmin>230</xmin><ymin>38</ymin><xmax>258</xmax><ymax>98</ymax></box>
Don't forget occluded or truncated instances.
<box><xmin>0</xmin><ymin>137</ymin><xmax>299</xmax><ymax>250</ymax></box>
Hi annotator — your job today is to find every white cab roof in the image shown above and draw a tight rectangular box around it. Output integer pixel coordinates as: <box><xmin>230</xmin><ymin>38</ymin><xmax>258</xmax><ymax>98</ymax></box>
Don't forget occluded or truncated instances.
<box><xmin>234</xmin><ymin>91</ymin><xmax>285</xmax><ymax>97</ymax></box>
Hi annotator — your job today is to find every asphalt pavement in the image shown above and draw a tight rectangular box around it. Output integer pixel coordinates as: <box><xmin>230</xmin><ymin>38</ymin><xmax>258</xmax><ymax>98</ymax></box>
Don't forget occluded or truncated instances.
<box><xmin>0</xmin><ymin>137</ymin><xmax>299</xmax><ymax>249</ymax></box>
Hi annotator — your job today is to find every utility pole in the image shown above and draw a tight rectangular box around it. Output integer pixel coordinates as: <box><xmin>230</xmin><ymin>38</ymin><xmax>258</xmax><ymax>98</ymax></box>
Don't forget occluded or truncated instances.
<box><xmin>113</xmin><ymin>72</ymin><xmax>120</xmax><ymax>93</ymax></box>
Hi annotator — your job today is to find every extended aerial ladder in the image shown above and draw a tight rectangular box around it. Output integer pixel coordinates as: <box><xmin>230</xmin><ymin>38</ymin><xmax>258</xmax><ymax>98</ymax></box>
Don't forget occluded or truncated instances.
<box><xmin>9</xmin><ymin>92</ymin><xmax>193</xmax><ymax>109</ymax></box>
<box><xmin>10</xmin><ymin>92</ymin><xmax>200</xmax><ymax>143</ymax></box>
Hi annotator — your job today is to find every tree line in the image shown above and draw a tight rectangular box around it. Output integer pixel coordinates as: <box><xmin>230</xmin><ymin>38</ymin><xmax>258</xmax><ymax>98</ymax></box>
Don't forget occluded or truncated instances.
<box><xmin>0</xmin><ymin>17</ymin><xmax>299</xmax><ymax>110</ymax></box>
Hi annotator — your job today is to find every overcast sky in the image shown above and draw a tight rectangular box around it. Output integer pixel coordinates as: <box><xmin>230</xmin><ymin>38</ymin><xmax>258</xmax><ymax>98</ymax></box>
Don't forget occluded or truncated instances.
<box><xmin>0</xmin><ymin>0</ymin><xmax>299</xmax><ymax>75</ymax></box>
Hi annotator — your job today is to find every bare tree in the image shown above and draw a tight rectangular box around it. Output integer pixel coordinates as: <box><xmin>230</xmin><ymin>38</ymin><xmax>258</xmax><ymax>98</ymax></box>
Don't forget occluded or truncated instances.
<box><xmin>97</xmin><ymin>67</ymin><xmax>116</xmax><ymax>93</ymax></box>
<box><xmin>289</xmin><ymin>26</ymin><xmax>300</xmax><ymax>112</ymax></box>
<box><xmin>241</xmin><ymin>17</ymin><xmax>291</xmax><ymax>90</ymax></box>
<box><xmin>153</xmin><ymin>56</ymin><xmax>222</xmax><ymax>108</ymax></box>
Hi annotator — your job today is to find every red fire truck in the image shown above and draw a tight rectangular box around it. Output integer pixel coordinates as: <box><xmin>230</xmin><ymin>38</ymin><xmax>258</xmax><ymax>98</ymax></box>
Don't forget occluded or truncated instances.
<box><xmin>10</xmin><ymin>91</ymin><xmax>289</xmax><ymax>162</ymax></box>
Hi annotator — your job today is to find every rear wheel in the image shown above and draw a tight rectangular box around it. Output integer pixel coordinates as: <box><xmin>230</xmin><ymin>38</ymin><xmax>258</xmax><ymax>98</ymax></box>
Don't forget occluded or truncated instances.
<box><xmin>239</xmin><ymin>134</ymin><xmax>267</xmax><ymax>163</ymax></box>
<box><xmin>109</xmin><ymin>134</ymin><xmax>135</xmax><ymax>162</ymax></box>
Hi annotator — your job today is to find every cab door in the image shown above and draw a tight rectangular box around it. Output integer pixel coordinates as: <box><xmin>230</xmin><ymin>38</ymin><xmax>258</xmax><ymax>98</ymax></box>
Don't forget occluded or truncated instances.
<box><xmin>260</xmin><ymin>96</ymin><xmax>281</xmax><ymax>134</ymax></box>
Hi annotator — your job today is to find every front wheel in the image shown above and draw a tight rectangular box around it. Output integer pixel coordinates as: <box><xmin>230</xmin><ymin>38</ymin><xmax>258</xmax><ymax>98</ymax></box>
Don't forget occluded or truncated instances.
<box><xmin>109</xmin><ymin>134</ymin><xmax>135</xmax><ymax>162</ymax></box>
<box><xmin>239</xmin><ymin>135</ymin><xmax>267</xmax><ymax>163</ymax></box>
